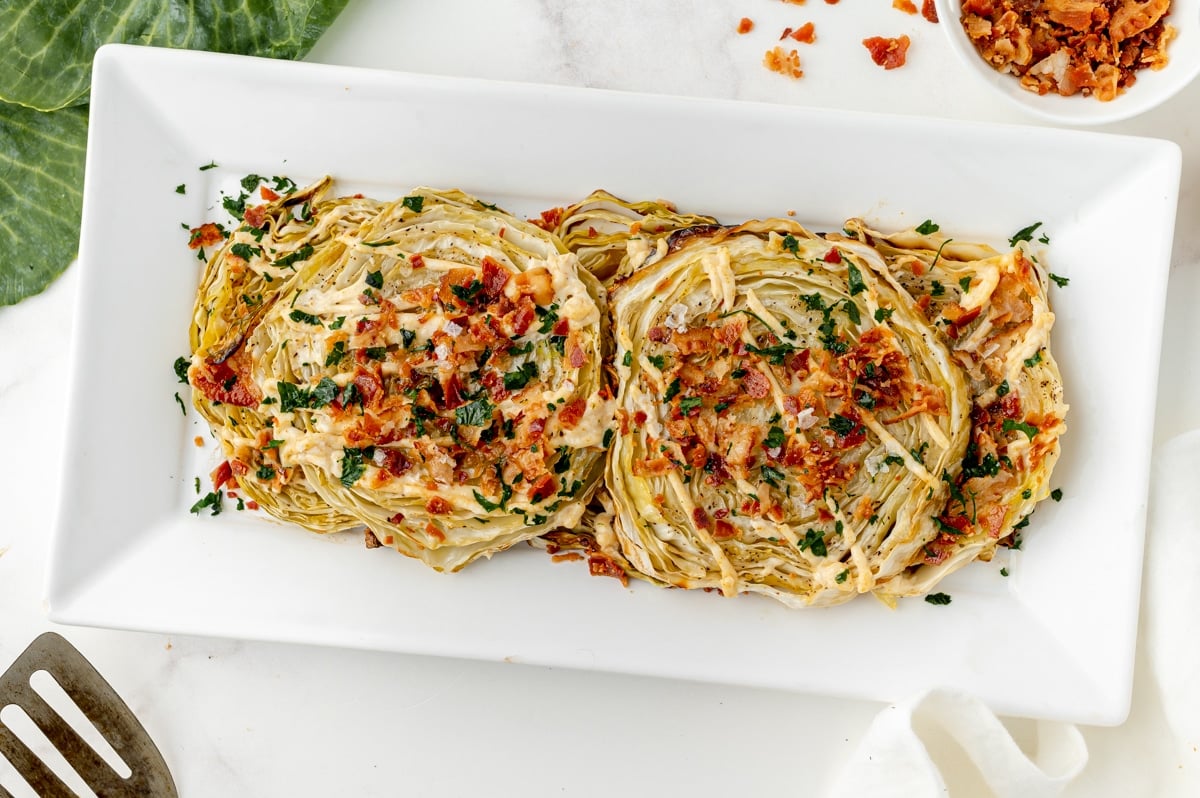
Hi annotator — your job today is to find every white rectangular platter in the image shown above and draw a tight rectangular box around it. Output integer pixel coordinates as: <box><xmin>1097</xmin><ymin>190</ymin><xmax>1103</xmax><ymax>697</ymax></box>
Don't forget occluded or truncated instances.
<box><xmin>48</xmin><ymin>44</ymin><xmax>1180</xmax><ymax>725</ymax></box>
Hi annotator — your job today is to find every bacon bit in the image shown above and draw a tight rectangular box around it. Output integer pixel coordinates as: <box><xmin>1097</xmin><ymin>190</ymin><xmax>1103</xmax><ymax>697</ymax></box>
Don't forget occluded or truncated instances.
<box><xmin>588</xmin><ymin>554</ymin><xmax>629</xmax><ymax>586</ymax></box>
<box><xmin>737</xmin><ymin>17</ymin><xmax>754</xmax><ymax>34</ymax></box>
<box><xmin>352</xmin><ymin>368</ymin><xmax>384</xmax><ymax>410</ymax></box>
<box><xmin>552</xmin><ymin>318</ymin><xmax>570</xmax><ymax>336</ymax></box>
<box><xmin>863</xmin><ymin>35</ymin><xmax>911</xmax><ymax>69</ymax></box>
<box><xmin>439</xmin><ymin>267</ymin><xmax>480</xmax><ymax>309</ymax></box>
<box><xmin>633</xmin><ymin>410</ymin><xmax>648</xmax><ymax>426</ymax></box>
<box><xmin>506</xmin><ymin>299</ymin><xmax>536</xmax><ymax>337</ymax></box>
<box><xmin>764</xmin><ymin>46</ymin><xmax>804</xmax><ymax>79</ymax></box>
<box><xmin>647</xmin><ymin>326</ymin><xmax>670</xmax><ymax>343</ymax></box>
<box><xmin>260</xmin><ymin>186</ymin><xmax>280</xmax><ymax>201</ymax></box>
<box><xmin>921</xmin><ymin>0</ymin><xmax>938</xmax><ymax>22</ymax></box>
<box><xmin>499</xmin><ymin>227</ymin><xmax>506</xmax><ymax>238</ymax></box>
<box><xmin>532</xmin><ymin>207</ymin><xmax>564</xmax><ymax>230</ymax></box>
<box><xmin>526</xmin><ymin>417</ymin><xmax>547</xmax><ymax>441</ymax></box>
<box><xmin>558</xmin><ymin>398</ymin><xmax>587</xmax><ymax>429</ymax></box>
<box><xmin>741</xmin><ymin>368</ymin><xmax>771</xmax><ymax>399</ymax></box>
<box><xmin>963</xmin><ymin>0</ymin><xmax>993</xmax><ymax>13</ymax></box>
<box><xmin>823</xmin><ymin>247</ymin><xmax>842</xmax><ymax>264</ymax></box>
<box><xmin>191</xmin><ymin>350</ymin><xmax>262</xmax><ymax>407</ymax></box>
<box><xmin>193</xmin><ymin>436</ymin><xmax>204</xmax><ymax>447</ymax></box>
<box><xmin>552</xmin><ymin>552</ymin><xmax>585</xmax><ymax>563</ymax></box>
<box><xmin>211</xmin><ymin>461</ymin><xmax>234</xmax><ymax>491</ymax></box>
<box><xmin>481</xmin><ymin>256</ymin><xmax>511</xmax><ymax>300</ymax></box>
<box><xmin>226</xmin><ymin>491</ymin><xmax>238</xmax><ymax>500</ymax></box>
<box><xmin>568</xmin><ymin>343</ymin><xmax>587</xmax><ymax>369</ymax></box>
<box><xmin>910</xmin><ymin>260</ymin><xmax>926</xmax><ymax>277</ymax></box>
<box><xmin>246</xmin><ymin>501</ymin><xmax>259</xmax><ymax>511</ymax></box>
<box><xmin>713</xmin><ymin>519</ymin><xmax>738</xmax><ymax>540</ymax></box>
<box><xmin>672</xmin><ymin>327</ymin><xmax>713</xmax><ymax>355</ymax></box>
<box><xmin>364</xmin><ymin>528</ymin><xmax>383</xmax><ymax>549</ymax></box>
<box><xmin>629</xmin><ymin>221</ymin><xmax>643</xmax><ymax>235</ymax></box>
<box><xmin>892</xmin><ymin>0</ymin><xmax>918</xmax><ymax>14</ymax></box>
<box><xmin>388</xmin><ymin>512</ymin><xmax>406</xmax><ymax>524</ymax></box>
<box><xmin>528</xmin><ymin>474</ymin><xmax>559</xmax><ymax>504</ymax></box>
<box><xmin>692</xmin><ymin>507</ymin><xmax>712</xmax><ymax>529</ymax></box>
<box><xmin>825</xmin><ymin>0</ymin><xmax>839</xmax><ymax>3</ymax></box>
<box><xmin>425</xmin><ymin>496</ymin><xmax>451</xmax><ymax>515</ymax></box>
<box><xmin>410</xmin><ymin>253</ymin><xmax>426</xmax><ymax>269</ymax></box>
<box><xmin>230</xmin><ymin>460</ymin><xmax>249</xmax><ymax>477</ymax></box>
<box><xmin>617</xmin><ymin>409</ymin><xmax>631</xmax><ymax>435</ymax></box>
<box><xmin>705</xmin><ymin>454</ymin><xmax>732</xmax><ymax>486</ymax></box>
<box><xmin>243</xmin><ymin>205</ymin><xmax>267</xmax><ymax>229</ymax></box>
<box><xmin>782</xmin><ymin>22</ymin><xmax>815</xmax><ymax>43</ymax></box>
<box><xmin>425</xmin><ymin>523</ymin><xmax>446</xmax><ymax>542</ymax></box>
<box><xmin>740</xmin><ymin>497</ymin><xmax>762</xmax><ymax>516</ymax></box>
<box><xmin>187</xmin><ymin>222</ymin><xmax>224</xmax><ymax>250</ymax></box>
<box><xmin>378</xmin><ymin>449</ymin><xmax>412</xmax><ymax>479</ymax></box>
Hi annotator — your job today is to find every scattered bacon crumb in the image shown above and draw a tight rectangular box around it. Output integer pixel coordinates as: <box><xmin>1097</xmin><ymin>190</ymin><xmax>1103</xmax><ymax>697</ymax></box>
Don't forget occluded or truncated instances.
<box><xmin>193</xmin><ymin>436</ymin><xmax>204</xmax><ymax>447</ymax></box>
<box><xmin>764</xmin><ymin>46</ymin><xmax>804</xmax><ymax>79</ymax></box>
<box><xmin>410</xmin><ymin>253</ymin><xmax>425</xmax><ymax>269</ymax></box>
<box><xmin>246</xmin><ymin>501</ymin><xmax>259</xmax><ymax>511</ymax></box>
<box><xmin>588</xmin><ymin>554</ymin><xmax>629</xmax><ymax>585</ymax></box>
<box><xmin>243</xmin><ymin>205</ymin><xmax>267</xmax><ymax>228</ymax></box>
<box><xmin>863</xmin><ymin>35</ymin><xmax>911</xmax><ymax>69</ymax></box>
<box><xmin>737</xmin><ymin>17</ymin><xmax>754</xmax><ymax>34</ymax></box>
<box><xmin>893</xmin><ymin>0</ymin><xmax>918</xmax><ymax>14</ymax></box>
<box><xmin>781</xmin><ymin>22</ymin><xmax>815</xmax><ymax>43</ymax></box>
<box><xmin>552</xmin><ymin>552</ymin><xmax>585</xmax><ymax>563</ymax></box>
<box><xmin>781</xmin><ymin>0</ymin><xmax>807</xmax><ymax>4</ymax></box>
<box><xmin>532</xmin><ymin>207</ymin><xmax>564</xmax><ymax>230</ymax></box>
<box><xmin>187</xmin><ymin>222</ymin><xmax>224</xmax><ymax>250</ymax></box>
<box><xmin>364</xmin><ymin>528</ymin><xmax>382</xmax><ymax>549</ymax></box>
<box><xmin>259</xmin><ymin>186</ymin><xmax>280</xmax><ymax>201</ymax></box>
<box><xmin>425</xmin><ymin>496</ymin><xmax>451</xmax><ymax>515</ymax></box>
<box><xmin>825</xmin><ymin>0</ymin><xmax>839</xmax><ymax>3</ymax></box>
<box><xmin>921</xmin><ymin>0</ymin><xmax>938</xmax><ymax>22</ymax></box>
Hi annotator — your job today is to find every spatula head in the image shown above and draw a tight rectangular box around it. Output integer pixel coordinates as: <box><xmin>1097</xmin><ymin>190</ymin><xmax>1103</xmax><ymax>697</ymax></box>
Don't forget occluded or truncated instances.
<box><xmin>0</xmin><ymin>632</ymin><xmax>177</xmax><ymax>797</ymax></box>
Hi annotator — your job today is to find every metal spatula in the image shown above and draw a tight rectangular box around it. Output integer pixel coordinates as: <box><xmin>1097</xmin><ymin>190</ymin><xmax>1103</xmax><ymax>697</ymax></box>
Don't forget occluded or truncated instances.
<box><xmin>0</xmin><ymin>632</ymin><xmax>176</xmax><ymax>797</ymax></box>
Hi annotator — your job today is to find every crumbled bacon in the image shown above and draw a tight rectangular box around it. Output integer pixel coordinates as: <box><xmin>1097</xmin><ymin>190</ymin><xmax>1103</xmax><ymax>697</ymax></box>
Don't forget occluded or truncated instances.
<box><xmin>764</xmin><ymin>46</ymin><xmax>804</xmax><ymax>79</ymax></box>
<box><xmin>588</xmin><ymin>554</ymin><xmax>629</xmax><ymax>585</ymax></box>
<box><xmin>244</xmin><ymin>205</ymin><xmax>268</xmax><ymax>229</ymax></box>
<box><xmin>741</xmin><ymin>368</ymin><xmax>771</xmax><ymax>399</ymax></box>
<box><xmin>781</xmin><ymin>23</ymin><xmax>815</xmax><ymax>43</ymax></box>
<box><xmin>481</xmin><ymin>256</ymin><xmax>511</xmax><ymax>300</ymax></box>
<box><xmin>738</xmin><ymin>17</ymin><xmax>754</xmax><ymax>34</ymax></box>
<box><xmin>692</xmin><ymin>507</ymin><xmax>711</xmax><ymax>529</ymax></box>
<box><xmin>191</xmin><ymin>349</ymin><xmax>262</xmax><ymax>407</ymax></box>
<box><xmin>188</xmin><ymin>222</ymin><xmax>225</xmax><ymax>250</ymax></box>
<box><xmin>410</xmin><ymin>253</ymin><xmax>426</xmax><ymax>269</ymax></box>
<box><xmin>863</xmin><ymin>35</ymin><xmax>911</xmax><ymax>69</ymax></box>
<box><xmin>364</xmin><ymin>528</ymin><xmax>383</xmax><ymax>549</ymax></box>
<box><xmin>558</xmin><ymin>398</ymin><xmax>587</xmax><ymax>429</ymax></box>
<box><xmin>893</xmin><ymin>0</ymin><xmax>918</xmax><ymax>14</ymax></box>
<box><xmin>260</xmin><ymin>186</ymin><xmax>280</xmax><ymax>201</ymax></box>
<box><xmin>532</xmin><ymin>207</ymin><xmax>564</xmax><ymax>230</ymax></box>
<box><xmin>961</xmin><ymin>0</ymin><xmax>1174</xmax><ymax>100</ymax></box>
<box><xmin>211</xmin><ymin>461</ymin><xmax>235</xmax><ymax>491</ymax></box>
<box><xmin>425</xmin><ymin>496</ymin><xmax>451</xmax><ymax>515</ymax></box>
<box><xmin>922</xmin><ymin>0</ymin><xmax>939</xmax><ymax>22</ymax></box>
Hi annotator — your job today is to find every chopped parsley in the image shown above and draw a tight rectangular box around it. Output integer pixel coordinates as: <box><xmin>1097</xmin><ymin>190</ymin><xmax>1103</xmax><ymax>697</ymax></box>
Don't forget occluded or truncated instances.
<box><xmin>330</xmin><ymin>316</ymin><xmax>347</xmax><ymax>331</ymax></box>
<box><xmin>883</xmin><ymin>454</ymin><xmax>905</xmax><ymax>467</ymax></box>
<box><xmin>679</xmin><ymin>396</ymin><xmax>703</xmax><ymax>415</ymax></box>
<box><xmin>846</xmin><ymin>263</ymin><xmax>866</xmax><ymax>296</ymax></box>
<box><xmin>455</xmin><ymin>397</ymin><xmax>495</xmax><ymax>427</ymax></box>
<box><xmin>275</xmin><ymin>245</ymin><xmax>314</xmax><ymax>269</ymax></box>
<box><xmin>930</xmin><ymin>280</ymin><xmax>945</xmax><ymax>297</ymax></box>
<box><xmin>1023</xmin><ymin>350</ymin><xmax>1043</xmax><ymax>368</ymax></box>
<box><xmin>361</xmin><ymin>239</ymin><xmax>396</xmax><ymax>248</ymax></box>
<box><xmin>746</xmin><ymin>341</ymin><xmax>796</xmax><ymax>365</ymax></box>
<box><xmin>535</xmin><ymin>304</ymin><xmax>560</xmax><ymax>334</ymax></box>
<box><xmin>1049</xmin><ymin>273</ymin><xmax>1069</xmax><ymax>288</ymax></box>
<box><xmin>198</xmin><ymin>161</ymin><xmax>218</xmax><ymax>171</ymax></box>
<box><xmin>836</xmin><ymin>569</ymin><xmax>850</xmax><ymax>584</ymax></box>
<box><xmin>1003</xmin><ymin>419</ymin><xmax>1038</xmax><ymax>440</ymax></box>
<box><xmin>503</xmin><ymin>362</ymin><xmax>539</xmax><ymax>390</ymax></box>
<box><xmin>240</xmin><ymin>173</ymin><xmax>264</xmax><ymax>192</ymax></box>
<box><xmin>1008</xmin><ymin>222</ymin><xmax>1043</xmax><ymax>247</ymax></box>
<box><xmin>175</xmin><ymin>183</ymin><xmax>186</xmax><ymax>195</ymax></box>
<box><xmin>365</xmin><ymin>346</ymin><xmax>388</xmax><ymax>362</ymax></box>
<box><xmin>230</xmin><ymin>242</ymin><xmax>261</xmax><ymax>261</ymax></box>
<box><xmin>924</xmin><ymin>592</ymin><xmax>952</xmax><ymax>606</ymax></box>
<box><xmin>366</xmin><ymin>270</ymin><xmax>384</xmax><ymax>289</ymax></box>
<box><xmin>996</xmin><ymin>380</ymin><xmax>1010</xmax><ymax>397</ymax></box>
<box><xmin>603</xmin><ymin>429</ymin><xmax>614</xmax><ymax>448</ymax></box>
<box><xmin>915</xmin><ymin>219</ymin><xmax>939</xmax><ymax>235</ymax></box>
<box><xmin>663</xmin><ymin>378</ymin><xmax>681</xmax><ymax>402</ymax></box>
<box><xmin>174</xmin><ymin>392</ymin><xmax>186</xmax><ymax>416</ymax></box>
<box><xmin>174</xmin><ymin>356</ymin><xmax>190</xmax><ymax>384</ymax></box>
<box><xmin>190</xmin><ymin>491</ymin><xmax>223</xmax><ymax>516</ymax></box>
<box><xmin>278</xmin><ymin>378</ymin><xmax>339</xmax><ymax>412</ymax></box>
<box><xmin>451</xmin><ymin>280</ymin><xmax>484</xmax><ymax>305</ymax></box>
<box><xmin>400</xmin><ymin>329</ymin><xmax>416</xmax><ymax>348</ymax></box>
<box><xmin>760</xmin><ymin>465</ymin><xmax>786</xmax><ymax>487</ymax></box>
<box><xmin>325</xmin><ymin>341</ymin><xmax>346</xmax><ymax>367</ymax></box>
<box><xmin>339</xmin><ymin>448</ymin><xmax>367</xmax><ymax>487</ymax></box>
<box><xmin>648</xmin><ymin>354</ymin><xmax>667</xmax><ymax>370</ymax></box>
<box><xmin>474</xmin><ymin>482</ymin><xmax>513</xmax><ymax>512</ymax></box>
<box><xmin>257</xmin><ymin>466</ymin><xmax>276</xmax><ymax>480</ymax></box>
<box><xmin>958</xmin><ymin>276</ymin><xmax>972</xmax><ymax>293</ymax></box>
<box><xmin>874</xmin><ymin>307</ymin><xmax>894</xmax><ymax>323</ymax></box>
<box><xmin>1000</xmin><ymin>567</ymin><xmax>1009</xmax><ymax>577</ymax></box>
<box><xmin>402</xmin><ymin>195</ymin><xmax>425</xmax><ymax>213</ymax></box>
<box><xmin>764</xmin><ymin>425</ymin><xmax>786</xmax><ymax>450</ymax></box>
<box><xmin>289</xmin><ymin>309</ymin><xmax>322</xmax><ymax>326</ymax></box>
<box><xmin>856</xmin><ymin>391</ymin><xmax>876</xmax><ymax>409</ymax></box>
<box><xmin>1051</xmin><ymin>488</ymin><xmax>1063</xmax><ymax>502</ymax></box>
<box><xmin>798</xmin><ymin>529</ymin><xmax>827</xmax><ymax>557</ymax></box>
<box><xmin>782</xmin><ymin>234</ymin><xmax>800</xmax><ymax>254</ymax></box>
<box><xmin>827</xmin><ymin>414</ymin><xmax>857</xmax><ymax>436</ymax></box>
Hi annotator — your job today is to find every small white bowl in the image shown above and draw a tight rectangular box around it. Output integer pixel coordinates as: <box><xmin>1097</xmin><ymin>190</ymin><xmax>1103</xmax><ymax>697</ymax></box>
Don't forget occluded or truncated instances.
<box><xmin>934</xmin><ymin>0</ymin><xmax>1200</xmax><ymax>125</ymax></box>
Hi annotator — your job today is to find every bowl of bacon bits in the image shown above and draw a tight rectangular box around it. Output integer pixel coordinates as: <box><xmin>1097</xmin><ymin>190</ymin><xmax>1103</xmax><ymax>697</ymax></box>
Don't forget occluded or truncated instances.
<box><xmin>935</xmin><ymin>0</ymin><xmax>1200</xmax><ymax>124</ymax></box>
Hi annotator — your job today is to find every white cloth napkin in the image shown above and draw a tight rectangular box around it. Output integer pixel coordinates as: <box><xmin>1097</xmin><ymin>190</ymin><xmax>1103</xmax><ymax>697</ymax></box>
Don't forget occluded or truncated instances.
<box><xmin>827</xmin><ymin>429</ymin><xmax>1200</xmax><ymax>797</ymax></box>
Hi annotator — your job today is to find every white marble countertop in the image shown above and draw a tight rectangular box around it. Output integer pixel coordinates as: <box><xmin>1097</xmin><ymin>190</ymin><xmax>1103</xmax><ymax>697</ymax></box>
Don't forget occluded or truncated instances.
<box><xmin>2</xmin><ymin>1</ymin><xmax>1197</xmax><ymax>794</ymax></box>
